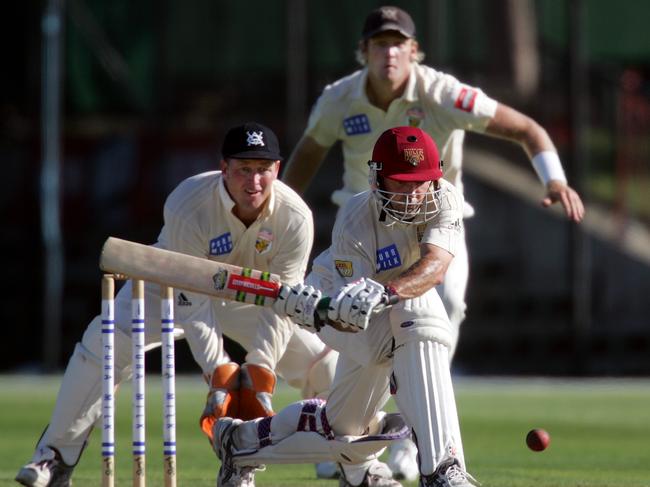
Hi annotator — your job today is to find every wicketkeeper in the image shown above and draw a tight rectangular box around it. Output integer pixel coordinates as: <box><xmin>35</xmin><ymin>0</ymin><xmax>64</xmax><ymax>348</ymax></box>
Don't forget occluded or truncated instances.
<box><xmin>16</xmin><ymin>122</ymin><xmax>337</xmax><ymax>487</ymax></box>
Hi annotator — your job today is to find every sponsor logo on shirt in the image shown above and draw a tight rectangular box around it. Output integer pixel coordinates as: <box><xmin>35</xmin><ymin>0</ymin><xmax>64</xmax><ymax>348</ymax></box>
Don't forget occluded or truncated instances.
<box><xmin>376</xmin><ymin>244</ymin><xmax>402</xmax><ymax>272</ymax></box>
<box><xmin>335</xmin><ymin>260</ymin><xmax>354</xmax><ymax>278</ymax></box>
<box><xmin>255</xmin><ymin>229</ymin><xmax>273</xmax><ymax>254</ymax></box>
<box><xmin>406</xmin><ymin>107</ymin><xmax>425</xmax><ymax>127</ymax></box>
<box><xmin>454</xmin><ymin>87</ymin><xmax>477</xmax><ymax>112</ymax></box>
<box><xmin>209</xmin><ymin>232</ymin><xmax>233</xmax><ymax>256</ymax></box>
<box><xmin>343</xmin><ymin>114</ymin><xmax>371</xmax><ymax>135</ymax></box>
<box><xmin>177</xmin><ymin>292</ymin><xmax>192</xmax><ymax>306</ymax></box>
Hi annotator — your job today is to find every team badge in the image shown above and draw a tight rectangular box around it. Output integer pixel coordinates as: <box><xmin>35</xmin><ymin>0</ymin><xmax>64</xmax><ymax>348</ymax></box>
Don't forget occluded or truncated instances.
<box><xmin>403</xmin><ymin>148</ymin><xmax>424</xmax><ymax>166</ymax></box>
<box><xmin>255</xmin><ymin>229</ymin><xmax>273</xmax><ymax>254</ymax></box>
<box><xmin>212</xmin><ymin>269</ymin><xmax>228</xmax><ymax>290</ymax></box>
<box><xmin>406</xmin><ymin>107</ymin><xmax>425</xmax><ymax>127</ymax></box>
<box><xmin>246</xmin><ymin>130</ymin><xmax>265</xmax><ymax>147</ymax></box>
<box><xmin>380</xmin><ymin>7</ymin><xmax>399</xmax><ymax>20</ymax></box>
<box><xmin>335</xmin><ymin>260</ymin><xmax>354</xmax><ymax>278</ymax></box>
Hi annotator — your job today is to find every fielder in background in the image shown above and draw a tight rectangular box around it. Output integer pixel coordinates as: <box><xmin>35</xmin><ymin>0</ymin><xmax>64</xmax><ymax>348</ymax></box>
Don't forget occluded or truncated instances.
<box><xmin>16</xmin><ymin>122</ymin><xmax>337</xmax><ymax>487</ymax></box>
<box><xmin>282</xmin><ymin>7</ymin><xmax>584</xmax><ymax>479</ymax></box>
<box><xmin>212</xmin><ymin>127</ymin><xmax>477</xmax><ymax>487</ymax></box>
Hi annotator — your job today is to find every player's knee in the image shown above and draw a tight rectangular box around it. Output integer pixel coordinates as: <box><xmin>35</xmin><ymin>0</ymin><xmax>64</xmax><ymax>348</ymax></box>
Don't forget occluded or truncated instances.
<box><xmin>302</xmin><ymin>348</ymin><xmax>338</xmax><ymax>399</ymax></box>
<box><xmin>389</xmin><ymin>293</ymin><xmax>454</xmax><ymax>348</ymax></box>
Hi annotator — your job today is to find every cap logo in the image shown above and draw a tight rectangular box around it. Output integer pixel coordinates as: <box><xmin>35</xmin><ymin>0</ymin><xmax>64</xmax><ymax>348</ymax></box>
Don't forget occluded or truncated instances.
<box><xmin>403</xmin><ymin>148</ymin><xmax>424</xmax><ymax>166</ymax></box>
<box><xmin>246</xmin><ymin>130</ymin><xmax>265</xmax><ymax>147</ymax></box>
<box><xmin>381</xmin><ymin>7</ymin><xmax>399</xmax><ymax>20</ymax></box>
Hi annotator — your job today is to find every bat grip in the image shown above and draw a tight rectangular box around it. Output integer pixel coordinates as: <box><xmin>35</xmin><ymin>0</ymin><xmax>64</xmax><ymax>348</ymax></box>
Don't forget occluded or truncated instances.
<box><xmin>313</xmin><ymin>297</ymin><xmax>331</xmax><ymax>332</ymax></box>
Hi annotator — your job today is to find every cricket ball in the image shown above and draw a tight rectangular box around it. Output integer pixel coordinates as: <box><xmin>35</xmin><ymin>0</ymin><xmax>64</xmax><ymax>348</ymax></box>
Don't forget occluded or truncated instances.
<box><xmin>526</xmin><ymin>428</ymin><xmax>550</xmax><ymax>451</ymax></box>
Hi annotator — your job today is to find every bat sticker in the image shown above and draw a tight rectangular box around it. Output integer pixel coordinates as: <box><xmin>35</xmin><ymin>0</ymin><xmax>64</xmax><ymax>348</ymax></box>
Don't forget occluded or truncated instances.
<box><xmin>213</xmin><ymin>269</ymin><xmax>229</xmax><ymax>290</ymax></box>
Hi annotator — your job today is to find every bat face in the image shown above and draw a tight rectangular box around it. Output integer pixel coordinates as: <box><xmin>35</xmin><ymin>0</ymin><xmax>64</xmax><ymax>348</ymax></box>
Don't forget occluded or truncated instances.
<box><xmin>99</xmin><ymin>237</ymin><xmax>282</xmax><ymax>307</ymax></box>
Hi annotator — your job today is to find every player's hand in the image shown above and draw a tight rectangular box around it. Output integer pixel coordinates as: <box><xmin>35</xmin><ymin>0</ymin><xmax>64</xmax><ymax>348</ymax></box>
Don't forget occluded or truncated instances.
<box><xmin>274</xmin><ymin>283</ymin><xmax>323</xmax><ymax>330</ymax></box>
<box><xmin>543</xmin><ymin>180</ymin><xmax>585</xmax><ymax>223</ymax></box>
<box><xmin>327</xmin><ymin>278</ymin><xmax>394</xmax><ymax>331</ymax></box>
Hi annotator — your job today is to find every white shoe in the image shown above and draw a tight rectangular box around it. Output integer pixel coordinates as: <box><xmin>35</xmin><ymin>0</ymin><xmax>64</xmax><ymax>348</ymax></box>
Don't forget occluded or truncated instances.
<box><xmin>339</xmin><ymin>460</ymin><xmax>403</xmax><ymax>487</ymax></box>
<box><xmin>387</xmin><ymin>438</ymin><xmax>419</xmax><ymax>481</ymax></box>
<box><xmin>420</xmin><ymin>457</ymin><xmax>480</xmax><ymax>487</ymax></box>
<box><xmin>15</xmin><ymin>446</ymin><xmax>74</xmax><ymax>487</ymax></box>
<box><xmin>213</xmin><ymin>417</ymin><xmax>258</xmax><ymax>487</ymax></box>
<box><xmin>315</xmin><ymin>461</ymin><xmax>340</xmax><ymax>479</ymax></box>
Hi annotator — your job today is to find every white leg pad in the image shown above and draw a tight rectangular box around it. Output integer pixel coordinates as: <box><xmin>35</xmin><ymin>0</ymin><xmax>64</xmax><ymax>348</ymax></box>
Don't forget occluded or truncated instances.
<box><xmin>35</xmin><ymin>316</ymin><xmax>134</xmax><ymax>465</ymax></box>
<box><xmin>392</xmin><ymin>340</ymin><xmax>464</xmax><ymax>476</ymax></box>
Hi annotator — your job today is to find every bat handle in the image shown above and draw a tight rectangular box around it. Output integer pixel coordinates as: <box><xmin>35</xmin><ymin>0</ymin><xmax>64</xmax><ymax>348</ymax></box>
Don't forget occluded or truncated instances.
<box><xmin>313</xmin><ymin>297</ymin><xmax>331</xmax><ymax>331</ymax></box>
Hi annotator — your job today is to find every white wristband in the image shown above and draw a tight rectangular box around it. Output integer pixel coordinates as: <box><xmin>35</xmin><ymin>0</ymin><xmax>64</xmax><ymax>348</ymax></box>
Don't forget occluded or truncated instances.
<box><xmin>531</xmin><ymin>151</ymin><xmax>567</xmax><ymax>185</ymax></box>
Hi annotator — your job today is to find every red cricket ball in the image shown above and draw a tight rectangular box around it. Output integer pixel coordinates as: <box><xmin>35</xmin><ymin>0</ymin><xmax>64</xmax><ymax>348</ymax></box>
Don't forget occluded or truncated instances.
<box><xmin>526</xmin><ymin>428</ymin><xmax>550</xmax><ymax>451</ymax></box>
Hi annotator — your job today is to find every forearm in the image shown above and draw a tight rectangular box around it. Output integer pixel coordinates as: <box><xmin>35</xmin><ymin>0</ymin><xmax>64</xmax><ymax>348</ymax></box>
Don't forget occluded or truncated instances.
<box><xmin>386</xmin><ymin>245</ymin><xmax>452</xmax><ymax>300</ymax></box>
<box><xmin>386</xmin><ymin>259</ymin><xmax>446</xmax><ymax>300</ymax></box>
<box><xmin>485</xmin><ymin>104</ymin><xmax>555</xmax><ymax>159</ymax></box>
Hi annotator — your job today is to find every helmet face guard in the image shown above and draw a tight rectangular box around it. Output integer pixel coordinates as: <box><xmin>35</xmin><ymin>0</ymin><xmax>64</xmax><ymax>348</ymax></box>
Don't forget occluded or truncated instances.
<box><xmin>369</xmin><ymin>169</ymin><xmax>442</xmax><ymax>225</ymax></box>
<box><xmin>367</xmin><ymin>126</ymin><xmax>445</xmax><ymax>226</ymax></box>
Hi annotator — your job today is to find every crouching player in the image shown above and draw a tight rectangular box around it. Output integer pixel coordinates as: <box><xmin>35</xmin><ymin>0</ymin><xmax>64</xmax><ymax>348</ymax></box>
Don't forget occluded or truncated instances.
<box><xmin>211</xmin><ymin>127</ymin><xmax>479</xmax><ymax>487</ymax></box>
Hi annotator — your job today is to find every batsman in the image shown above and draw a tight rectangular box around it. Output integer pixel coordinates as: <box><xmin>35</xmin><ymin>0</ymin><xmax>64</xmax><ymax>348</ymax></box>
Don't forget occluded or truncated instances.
<box><xmin>212</xmin><ymin>127</ymin><xmax>479</xmax><ymax>487</ymax></box>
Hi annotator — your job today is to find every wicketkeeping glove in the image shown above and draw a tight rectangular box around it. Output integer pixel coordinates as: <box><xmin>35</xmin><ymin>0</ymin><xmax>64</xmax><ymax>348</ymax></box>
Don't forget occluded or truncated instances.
<box><xmin>327</xmin><ymin>278</ymin><xmax>396</xmax><ymax>331</ymax></box>
<box><xmin>273</xmin><ymin>282</ymin><xmax>323</xmax><ymax>331</ymax></box>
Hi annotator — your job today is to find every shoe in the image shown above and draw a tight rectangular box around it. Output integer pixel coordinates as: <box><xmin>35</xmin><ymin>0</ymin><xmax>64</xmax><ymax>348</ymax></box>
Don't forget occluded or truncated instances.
<box><xmin>387</xmin><ymin>438</ymin><xmax>419</xmax><ymax>481</ymax></box>
<box><xmin>213</xmin><ymin>417</ymin><xmax>257</xmax><ymax>487</ymax></box>
<box><xmin>15</xmin><ymin>447</ymin><xmax>74</xmax><ymax>487</ymax></box>
<box><xmin>419</xmin><ymin>457</ymin><xmax>479</xmax><ymax>487</ymax></box>
<box><xmin>339</xmin><ymin>461</ymin><xmax>403</xmax><ymax>487</ymax></box>
<box><xmin>315</xmin><ymin>461</ymin><xmax>340</xmax><ymax>479</ymax></box>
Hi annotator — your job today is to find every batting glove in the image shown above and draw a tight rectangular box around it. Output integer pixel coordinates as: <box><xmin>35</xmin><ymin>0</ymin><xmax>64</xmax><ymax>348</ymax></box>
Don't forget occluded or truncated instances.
<box><xmin>327</xmin><ymin>278</ymin><xmax>394</xmax><ymax>331</ymax></box>
<box><xmin>273</xmin><ymin>283</ymin><xmax>323</xmax><ymax>331</ymax></box>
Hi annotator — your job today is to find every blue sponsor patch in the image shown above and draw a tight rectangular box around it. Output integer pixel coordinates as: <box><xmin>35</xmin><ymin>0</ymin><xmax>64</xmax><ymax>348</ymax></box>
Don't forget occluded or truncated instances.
<box><xmin>376</xmin><ymin>244</ymin><xmax>401</xmax><ymax>272</ymax></box>
<box><xmin>209</xmin><ymin>232</ymin><xmax>233</xmax><ymax>256</ymax></box>
<box><xmin>343</xmin><ymin>114</ymin><xmax>371</xmax><ymax>135</ymax></box>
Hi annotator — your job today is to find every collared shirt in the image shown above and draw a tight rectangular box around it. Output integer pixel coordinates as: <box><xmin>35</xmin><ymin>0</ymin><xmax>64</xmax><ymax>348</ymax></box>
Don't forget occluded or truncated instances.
<box><xmin>312</xmin><ymin>179</ymin><xmax>464</xmax><ymax>292</ymax></box>
<box><xmin>157</xmin><ymin>171</ymin><xmax>313</xmax><ymax>285</ymax></box>
<box><xmin>305</xmin><ymin>63</ymin><xmax>498</xmax><ymax>212</ymax></box>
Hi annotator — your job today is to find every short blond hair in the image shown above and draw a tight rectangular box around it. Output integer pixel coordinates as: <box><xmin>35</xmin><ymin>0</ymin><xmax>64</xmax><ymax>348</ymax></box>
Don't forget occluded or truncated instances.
<box><xmin>355</xmin><ymin>38</ymin><xmax>425</xmax><ymax>66</ymax></box>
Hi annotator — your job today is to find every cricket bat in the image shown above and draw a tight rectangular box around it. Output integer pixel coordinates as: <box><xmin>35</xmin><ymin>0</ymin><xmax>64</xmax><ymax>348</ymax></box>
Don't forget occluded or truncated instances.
<box><xmin>99</xmin><ymin>237</ymin><xmax>283</xmax><ymax>307</ymax></box>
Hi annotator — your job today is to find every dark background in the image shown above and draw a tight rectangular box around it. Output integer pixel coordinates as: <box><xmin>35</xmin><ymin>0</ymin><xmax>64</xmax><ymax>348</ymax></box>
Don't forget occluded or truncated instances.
<box><xmin>2</xmin><ymin>0</ymin><xmax>649</xmax><ymax>375</ymax></box>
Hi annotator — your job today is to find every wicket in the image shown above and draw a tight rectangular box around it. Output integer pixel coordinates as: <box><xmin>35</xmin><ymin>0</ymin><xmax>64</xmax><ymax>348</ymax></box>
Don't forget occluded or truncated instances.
<box><xmin>101</xmin><ymin>274</ymin><xmax>177</xmax><ymax>487</ymax></box>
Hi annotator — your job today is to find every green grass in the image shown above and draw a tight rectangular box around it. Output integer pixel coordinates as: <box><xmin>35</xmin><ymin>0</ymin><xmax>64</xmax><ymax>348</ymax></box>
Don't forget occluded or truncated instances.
<box><xmin>1</xmin><ymin>375</ymin><xmax>650</xmax><ymax>486</ymax></box>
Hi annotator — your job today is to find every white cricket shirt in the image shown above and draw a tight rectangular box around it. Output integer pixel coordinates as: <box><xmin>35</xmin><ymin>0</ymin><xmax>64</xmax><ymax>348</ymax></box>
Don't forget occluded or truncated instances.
<box><xmin>305</xmin><ymin>63</ymin><xmax>498</xmax><ymax>211</ymax></box>
<box><xmin>312</xmin><ymin>179</ymin><xmax>464</xmax><ymax>292</ymax></box>
<box><xmin>157</xmin><ymin>171</ymin><xmax>313</xmax><ymax>285</ymax></box>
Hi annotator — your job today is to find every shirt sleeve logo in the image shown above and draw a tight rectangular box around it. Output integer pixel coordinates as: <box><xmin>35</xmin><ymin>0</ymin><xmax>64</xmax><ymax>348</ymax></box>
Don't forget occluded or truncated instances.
<box><xmin>209</xmin><ymin>232</ymin><xmax>233</xmax><ymax>256</ymax></box>
<box><xmin>376</xmin><ymin>244</ymin><xmax>402</xmax><ymax>272</ymax></box>
<box><xmin>334</xmin><ymin>260</ymin><xmax>354</xmax><ymax>278</ymax></box>
<box><xmin>454</xmin><ymin>87</ymin><xmax>477</xmax><ymax>112</ymax></box>
<box><xmin>343</xmin><ymin>114</ymin><xmax>371</xmax><ymax>135</ymax></box>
